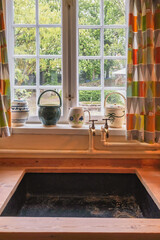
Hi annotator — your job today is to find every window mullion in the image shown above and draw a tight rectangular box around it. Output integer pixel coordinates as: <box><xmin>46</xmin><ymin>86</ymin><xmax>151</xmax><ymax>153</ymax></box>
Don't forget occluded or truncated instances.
<box><xmin>62</xmin><ymin>0</ymin><xmax>77</xmax><ymax>112</ymax></box>
<box><xmin>101</xmin><ymin>0</ymin><xmax>104</xmax><ymax>116</ymax></box>
<box><xmin>62</xmin><ymin>0</ymin><xmax>71</xmax><ymax>121</ymax></box>
<box><xmin>104</xmin><ymin>86</ymin><xmax>126</xmax><ymax>91</ymax></box>
<box><xmin>77</xmin><ymin>0</ymin><xmax>79</xmax><ymax>107</ymax></box>
<box><xmin>13</xmin><ymin>55</ymin><xmax>62</xmax><ymax>59</ymax></box>
<box><xmin>69</xmin><ymin>0</ymin><xmax>77</xmax><ymax>108</ymax></box>
<box><xmin>78</xmin><ymin>25</ymin><xmax>127</xmax><ymax>29</ymax></box>
<box><xmin>12</xmin><ymin>24</ymin><xmax>62</xmax><ymax>28</ymax></box>
<box><xmin>39</xmin><ymin>85</ymin><xmax>62</xmax><ymax>90</ymax></box>
<box><xmin>36</xmin><ymin>0</ymin><xmax>40</xmax><ymax>116</ymax></box>
<box><xmin>79</xmin><ymin>86</ymin><xmax>102</xmax><ymax>90</ymax></box>
<box><xmin>125</xmin><ymin>0</ymin><xmax>129</xmax><ymax>93</ymax></box>
<box><xmin>79</xmin><ymin>56</ymin><xmax>101</xmax><ymax>60</ymax></box>
<box><xmin>6</xmin><ymin>0</ymin><xmax>14</xmax><ymax>102</ymax></box>
<box><xmin>104</xmin><ymin>56</ymin><xmax>126</xmax><ymax>60</ymax></box>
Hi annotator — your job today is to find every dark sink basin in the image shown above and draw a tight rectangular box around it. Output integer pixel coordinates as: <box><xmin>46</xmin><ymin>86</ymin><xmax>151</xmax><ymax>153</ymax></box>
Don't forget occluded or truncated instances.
<box><xmin>1</xmin><ymin>173</ymin><xmax>160</xmax><ymax>218</ymax></box>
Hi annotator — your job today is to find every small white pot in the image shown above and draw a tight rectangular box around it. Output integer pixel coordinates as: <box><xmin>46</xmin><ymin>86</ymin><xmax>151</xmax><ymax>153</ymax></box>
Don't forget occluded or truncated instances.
<box><xmin>11</xmin><ymin>99</ymin><xmax>29</xmax><ymax>126</ymax></box>
<box><xmin>68</xmin><ymin>107</ymin><xmax>90</xmax><ymax>128</ymax></box>
<box><xmin>104</xmin><ymin>92</ymin><xmax>125</xmax><ymax>128</ymax></box>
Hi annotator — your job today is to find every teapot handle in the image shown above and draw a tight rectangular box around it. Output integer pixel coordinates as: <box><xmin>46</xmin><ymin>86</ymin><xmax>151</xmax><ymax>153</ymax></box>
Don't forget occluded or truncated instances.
<box><xmin>38</xmin><ymin>90</ymin><xmax>62</xmax><ymax>107</ymax></box>
<box><xmin>104</xmin><ymin>92</ymin><xmax>126</xmax><ymax>107</ymax></box>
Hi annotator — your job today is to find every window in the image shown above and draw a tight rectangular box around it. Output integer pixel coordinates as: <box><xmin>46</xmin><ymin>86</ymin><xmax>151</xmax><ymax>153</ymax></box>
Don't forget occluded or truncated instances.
<box><xmin>6</xmin><ymin>0</ymin><xmax>128</xmax><ymax>123</ymax></box>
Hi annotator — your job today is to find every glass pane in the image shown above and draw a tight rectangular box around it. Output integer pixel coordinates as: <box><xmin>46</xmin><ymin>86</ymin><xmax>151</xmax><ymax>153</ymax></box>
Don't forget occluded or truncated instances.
<box><xmin>104</xmin><ymin>60</ymin><xmax>126</xmax><ymax>87</ymax></box>
<box><xmin>15</xmin><ymin>59</ymin><xmax>36</xmax><ymax>86</ymax></box>
<box><xmin>39</xmin><ymin>0</ymin><xmax>61</xmax><ymax>24</ymax></box>
<box><xmin>14</xmin><ymin>0</ymin><xmax>35</xmax><ymax>24</ymax></box>
<box><xmin>40</xmin><ymin>59</ymin><xmax>62</xmax><ymax>85</ymax></box>
<box><xmin>79</xmin><ymin>60</ymin><xmax>101</xmax><ymax>87</ymax></box>
<box><xmin>14</xmin><ymin>28</ymin><xmax>36</xmax><ymax>55</ymax></box>
<box><xmin>39</xmin><ymin>89</ymin><xmax>62</xmax><ymax>106</ymax></box>
<box><xmin>104</xmin><ymin>29</ymin><xmax>125</xmax><ymax>56</ymax></box>
<box><xmin>104</xmin><ymin>90</ymin><xmax>126</xmax><ymax>105</ymax></box>
<box><xmin>78</xmin><ymin>0</ymin><xmax>100</xmax><ymax>25</ymax></box>
<box><xmin>79</xmin><ymin>29</ymin><xmax>100</xmax><ymax>56</ymax></box>
<box><xmin>14</xmin><ymin>89</ymin><xmax>36</xmax><ymax>116</ymax></box>
<box><xmin>40</xmin><ymin>28</ymin><xmax>61</xmax><ymax>55</ymax></box>
<box><xmin>79</xmin><ymin>90</ymin><xmax>101</xmax><ymax>115</ymax></box>
<box><xmin>104</xmin><ymin>0</ymin><xmax>125</xmax><ymax>25</ymax></box>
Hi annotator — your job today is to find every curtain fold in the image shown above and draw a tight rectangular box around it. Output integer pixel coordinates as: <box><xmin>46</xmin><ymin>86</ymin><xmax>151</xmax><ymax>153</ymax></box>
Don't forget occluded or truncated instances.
<box><xmin>2</xmin><ymin>0</ymin><xmax>5</xmax><ymax>24</ymax></box>
<box><xmin>127</xmin><ymin>0</ymin><xmax>160</xmax><ymax>143</ymax></box>
<box><xmin>0</xmin><ymin>0</ymin><xmax>11</xmax><ymax>137</ymax></box>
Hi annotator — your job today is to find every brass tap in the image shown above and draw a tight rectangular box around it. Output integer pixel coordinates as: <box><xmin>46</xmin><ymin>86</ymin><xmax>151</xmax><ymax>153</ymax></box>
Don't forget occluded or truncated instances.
<box><xmin>89</xmin><ymin>119</ymin><xmax>98</xmax><ymax>136</ymax></box>
<box><xmin>102</xmin><ymin>118</ymin><xmax>109</xmax><ymax>138</ymax></box>
<box><xmin>101</xmin><ymin>119</ymin><xmax>109</xmax><ymax>142</ymax></box>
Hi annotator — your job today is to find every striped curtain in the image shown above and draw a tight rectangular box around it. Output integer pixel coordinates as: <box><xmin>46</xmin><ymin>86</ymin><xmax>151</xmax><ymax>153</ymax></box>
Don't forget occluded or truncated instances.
<box><xmin>127</xmin><ymin>0</ymin><xmax>160</xmax><ymax>143</ymax></box>
<box><xmin>0</xmin><ymin>0</ymin><xmax>11</xmax><ymax>137</ymax></box>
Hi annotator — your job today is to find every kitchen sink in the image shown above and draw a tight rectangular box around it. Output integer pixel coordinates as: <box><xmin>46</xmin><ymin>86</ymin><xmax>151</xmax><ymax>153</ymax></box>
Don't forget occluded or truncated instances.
<box><xmin>1</xmin><ymin>173</ymin><xmax>160</xmax><ymax>218</ymax></box>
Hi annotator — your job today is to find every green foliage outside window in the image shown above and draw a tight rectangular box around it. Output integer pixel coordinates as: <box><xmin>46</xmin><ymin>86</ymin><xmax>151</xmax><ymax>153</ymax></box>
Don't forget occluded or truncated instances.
<box><xmin>79</xmin><ymin>90</ymin><xmax>124</xmax><ymax>105</ymax></box>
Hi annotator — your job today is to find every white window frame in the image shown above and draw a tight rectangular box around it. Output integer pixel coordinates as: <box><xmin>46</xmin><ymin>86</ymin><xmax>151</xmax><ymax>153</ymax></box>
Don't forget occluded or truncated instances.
<box><xmin>6</xmin><ymin>0</ymin><xmax>129</xmax><ymax>124</ymax></box>
<box><xmin>76</xmin><ymin>0</ymin><xmax>129</xmax><ymax>121</ymax></box>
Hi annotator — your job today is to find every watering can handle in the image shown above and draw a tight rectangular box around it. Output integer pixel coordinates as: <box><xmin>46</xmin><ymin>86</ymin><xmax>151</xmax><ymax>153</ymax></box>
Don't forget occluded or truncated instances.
<box><xmin>104</xmin><ymin>92</ymin><xmax>126</xmax><ymax>107</ymax></box>
<box><xmin>37</xmin><ymin>90</ymin><xmax>62</xmax><ymax>107</ymax></box>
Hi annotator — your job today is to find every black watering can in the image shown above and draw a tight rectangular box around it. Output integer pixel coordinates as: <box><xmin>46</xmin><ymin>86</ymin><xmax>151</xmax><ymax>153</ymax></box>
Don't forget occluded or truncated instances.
<box><xmin>38</xmin><ymin>90</ymin><xmax>62</xmax><ymax>126</ymax></box>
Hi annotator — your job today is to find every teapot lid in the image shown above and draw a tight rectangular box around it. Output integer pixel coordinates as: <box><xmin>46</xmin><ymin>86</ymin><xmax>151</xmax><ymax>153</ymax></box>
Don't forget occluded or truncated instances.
<box><xmin>12</xmin><ymin>99</ymin><xmax>28</xmax><ymax>107</ymax></box>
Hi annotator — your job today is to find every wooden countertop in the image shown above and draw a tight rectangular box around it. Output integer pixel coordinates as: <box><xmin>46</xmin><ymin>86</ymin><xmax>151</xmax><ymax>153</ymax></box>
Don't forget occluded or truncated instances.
<box><xmin>0</xmin><ymin>167</ymin><xmax>160</xmax><ymax>240</ymax></box>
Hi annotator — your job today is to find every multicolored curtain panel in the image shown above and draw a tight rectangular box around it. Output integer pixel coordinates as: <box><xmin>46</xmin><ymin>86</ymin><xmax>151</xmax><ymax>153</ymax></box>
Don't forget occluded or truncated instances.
<box><xmin>0</xmin><ymin>0</ymin><xmax>11</xmax><ymax>137</ymax></box>
<box><xmin>127</xmin><ymin>0</ymin><xmax>160</xmax><ymax>143</ymax></box>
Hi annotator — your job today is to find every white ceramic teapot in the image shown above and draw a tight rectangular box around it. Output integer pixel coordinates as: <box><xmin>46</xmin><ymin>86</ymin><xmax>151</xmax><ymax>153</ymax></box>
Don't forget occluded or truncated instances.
<box><xmin>104</xmin><ymin>92</ymin><xmax>125</xmax><ymax>128</ymax></box>
<box><xmin>68</xmin><ymin>107</ymin><xmax>90</xmax><ymax>128</ymax></box>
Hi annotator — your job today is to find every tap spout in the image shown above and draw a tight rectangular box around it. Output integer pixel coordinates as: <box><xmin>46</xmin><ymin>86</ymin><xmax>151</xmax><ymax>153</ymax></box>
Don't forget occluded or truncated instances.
<box><xmin>89</xmin><ymin>119</ymin><xmax>98</xmax><ymax>136</ymax></box>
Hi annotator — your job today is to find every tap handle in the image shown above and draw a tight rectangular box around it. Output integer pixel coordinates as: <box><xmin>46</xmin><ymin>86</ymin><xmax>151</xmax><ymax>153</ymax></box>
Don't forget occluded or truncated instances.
<box><xmin>102</xmin><ymin>118</ymin><xmax>109</xmax><ymax>129</ymax></box>
<box><xmin>89</xmin><ymin>119</ymin><xmax>98</xmax><ymax>129</ymax></box>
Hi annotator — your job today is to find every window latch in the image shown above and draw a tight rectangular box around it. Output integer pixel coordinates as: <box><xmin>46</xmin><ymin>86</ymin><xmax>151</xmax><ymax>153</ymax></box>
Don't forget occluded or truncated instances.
<box><xmin>65</xmin><ymin>0</ymin><xmax>74</xmax><ymax>7</ymax></box>
<box><xmin>66</xmin><ymin>94</ymin><xmax>74</xmax><ymax>101</ymax></box>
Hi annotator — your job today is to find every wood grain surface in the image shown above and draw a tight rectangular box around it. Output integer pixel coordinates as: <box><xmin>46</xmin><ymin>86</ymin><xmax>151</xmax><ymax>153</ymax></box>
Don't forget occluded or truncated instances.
<box><xmin>0</xmin><ymin>158</ymin><xmax>159</xmax><ymax>168</ymax></box>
